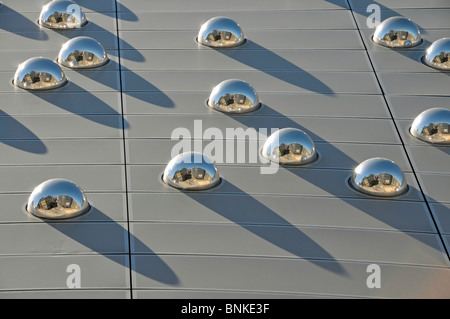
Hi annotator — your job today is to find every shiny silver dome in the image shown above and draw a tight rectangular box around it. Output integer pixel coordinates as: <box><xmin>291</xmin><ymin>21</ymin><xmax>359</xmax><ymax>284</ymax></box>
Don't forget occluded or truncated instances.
<box><xmin>27</xmin><ymin>178</ymin><xmax>90</xmax><ymax>219</ymax></box>
<box><xmin>350</xmin><ymin>158</ymin><xmax>408</xmax><ymax>197</ymax></box>
<box><xmin>14</xmin><ymin>57</ymin><xmax>67</xmax><ymax>90</ymax></box>
<box><xmin>197</xmin><ymin>16</ymin><xmax>245</xmax><ymax>48</ymax></box>
<box><xmin>373</xmin><ymin>17</ymin><xmax>421</xmax><ymax>48</ymax></box>
<box><xmin>423</xmin><ymin>38</ymin><xmax>450</xmax><ymax>70</ymax></box>
<box><xmin>410</xmin><ymin>108</ymin><xmax>450</xmax><ymax>144</ymax></box>
<box><xmin>262</xmin><ymin>128</ymin><xmax>317</xmax><ymax>165</ymax></box>
<box><xmin>58</xmin><ymin>36</ymin><xmax>109</xmax><ymax>69</ymax></box>
<box><xmin>208</xmin><ymin>79</ymin><xmax>260</xmax><ymax>113</ymax></box>
<box><xmin>39</xmin><ymin>0</ymin><xmax>87</xmax><ymax>29</ymax></box>
<box><xmin>163</xmin><ymin>152</ymin><xmax>221</xmax><ymax>191</ymax></box>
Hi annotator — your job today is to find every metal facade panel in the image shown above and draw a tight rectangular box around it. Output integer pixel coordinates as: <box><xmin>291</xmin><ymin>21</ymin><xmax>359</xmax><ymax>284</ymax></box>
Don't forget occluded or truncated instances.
<box><xmin>406</xmin><ymin>146</ymin><xmax>450</xmax><ymax>174</ymax></box>
<box><xmin>118</xmin><ymin>10</ymin><xmax>356</xmax><ymax>31</ymax></box>
<box><xmin>0</xmin><ymin>0</ymin><xmax>448</xmax><ymax>299</ymax></box>
<box><xmin>121</xmin><ymin>49</ymin><xmax>372</xmax><ymax>72</ymax></box>
<box><xmin>432</xmin><ymin>203</ymin><xmax>450</xmax><ymax>235</ymax></box>
<box><xmin>367</xmin><ymin>51</ymin><xmax>436</xmax><ymax>73</ymax></box>
<box><xmin>118</xmin><ymin>0</ymin><xmax>350</xmax><ymax>11</ymax></box>
<box><xmin>132</xmin><ymin>255</ymin><xmax>450</xmax><ymax>298</ymax></box>
<box><xmin>119</xmin><ymin>30</ymin><xmax>365</xmax><ymax>50</ymax></box>
<box><xmin>0</xmin><ymin>0</ymin><xmax>128</xmax><ymax>297</ymax></box>
<box><xmin>128</xmin><ymin>193</ymin><xmax>435</xmax><ymax>233</ymax></box>
<box><xmin>351</xmin><ymin>2</ymin><xmax>450</xmax><ymax>262</ymax></box>
<box><xmin>0</xmin><ymin>255</ymin><xmax>130</xmax><ymax>290</ymax></box>
<box><xmin>0</xmin><ymin>223</ymin><xmax>128</xmax><ymax>255</ymax></box>
<box><xmin>378</xmin><ymin>72</ymin><xmax>450</xmax><ymax>96</ymax></box>
<box><xmin>124</xmin><ymin>115</ymin><xmax>399</xmax><ymax>144</ymax></box>
<box><xmin>418</xmin><ymin>174</ymin><xmax>450</xmax><ymax>204</ymax></box>
<box><xmin>123</xmin><ymin>92</ymin><xmax>389</xmax><ymax>118</ymax></box>
<box><xmin>130</xmin><ymin>223</ymin><xmax>447</xmax><ymax>266</ymax></box>
<box><xmin>387</xmin><ymin>96</ymin><xmax>450</xmax><ymax>120</ymax></box>
<box><xmin>121</xmin><ymin>70</ymin><xmax>380</xmax><ymax>94</ymax></box>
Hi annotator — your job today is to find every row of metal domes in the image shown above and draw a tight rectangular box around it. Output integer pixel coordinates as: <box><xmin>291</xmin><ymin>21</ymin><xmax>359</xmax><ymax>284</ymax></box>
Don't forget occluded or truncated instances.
<box><xmin>13</xmin><ymin>0</ymin><xmax>107</xmax><ymax>90</ymax></box>
<box><xmin>373</xmin><ymin>17</ymin><xmax>450</xmax><ymax>70</ymax></box>
<box><xmin>11</xmin><ymin>9</ymin><xmax>450</xmax><ymax>88</ymax></box>
<box><xmin>11</xmin><ymin>5</ymin><xmax>450</xmax><ymax>135</ymax></box>
<box><xmin>37</xmin><ymin>1</ymin><xmax>243</xmax><ymax>47</ymax></box>
<box><xmin>17</xmin><ymin>3</ymin><xmax>449</xmax><ymax>219</ymax></box>
<box><xmin>28</xmin><ymin>154</ymin><xmax>407</xmax><ymax>220</ymax></box>
<box><xmin>14</xmin><ymin>36</ymin><xmax>109</xmax><ymax>90</ymax></box>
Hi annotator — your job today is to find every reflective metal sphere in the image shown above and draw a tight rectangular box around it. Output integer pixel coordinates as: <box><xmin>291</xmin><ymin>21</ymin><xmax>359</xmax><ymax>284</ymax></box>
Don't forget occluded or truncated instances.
<box><xmin>208</xmin><ymin>79</ymin><xmax>260</xmax><ymax>113</ymax></box>
<box><xmin>262</xmin><ymin>128</ymin><xmax>317</xmax><ymax>165</ymax></box>
<box><xmin>163</xmin><ymin>152</ymin><xmax>221</xmax><ymax>191</ymax></box>
<box><xmin>423</xmin><ymin>38</ymin><xmax>450</xmax><ymax>70</ymax></box>
<box><xmin>197</xmin><ymin>16</ymin><xmax>245</xmax><ymax>48</ymax></box>
<box><xmin>39</xmin><ymin>0</ymin><xmax>87</xmax><ymax>29</ymax></box>
<box><xmin>58</xmin><ymin>36</ymin><xmax>109</xmax><ymax>69</ymax></box>
<box><xmin>373</xmin><ymin>17</ymin><xmax>421</xmax><ymax>48</ymax></box>
<box><xmin>14</xmin><ymin>57</ymin><xmax>67</xmax><ymax>90</ymax></box>
<box><xmin>27</xmin><ymin>178</ymin><xmax>90</xmax><ymax>219</ymax></box>
<box><xmin>410</xmin><ymin>108</ymin><xmax>450</xmax><ymax>144</ymax></box>
<box><xmin>350</xmin><ymin>158</ymin><xmax>408</xmax><ymax>197</ymax></box>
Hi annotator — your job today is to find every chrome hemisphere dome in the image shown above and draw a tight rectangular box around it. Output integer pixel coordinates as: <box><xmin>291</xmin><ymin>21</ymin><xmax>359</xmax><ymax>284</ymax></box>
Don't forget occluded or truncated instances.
<box><xmin>410</xmin><ymin>108</ymin><xmax>450</xmax><ymax>144</ymax></box>
<box><xmin>262</xmin><ymin>128</ymin><xmax>317</xmax><ymax>165</ymax></box>
<box><xmin>350</xmin><ymin>158</ymin><xmax>408</xmax><ymax>197</ymax></box>
<box><xmin>14</xmin><ymin>57</ymin><xmax>67</xmax><ymax>90</ymax></box>
<box><xmin>423</xmin><ymin>38</ymin><xmax>450</xmax><ymax>70</ymax></box>
<box><xmin>373</xmin><ymin>16</ymin><xmax>421</xmax><ymax>48</ymax></box>
<box><xmin>163</xmin><ymin>152</ymin><xmax>221</xmax><ymax>191</ymax></box>
<box><xmin>197</xmin><ymin>16</ymin><xmax>245</xmax><ymax>48</ymax></box>
<box><xmin>27</xmin><ymin>178</ymin><xmax>90</xmax><ymax>219</ymax></box>
<box><xmin>208</xmin><ymin>79</ymin><xmax>260</xmax><ymax>113</ymax></box>
<box><xmin>39</xmin><ymin>0</ymin><xmax>87</xmax><ymax>29</ymax></box>
<box><xmin>58</xmin><ymin>36</ymin><xmax>109</xmax><ymax>69</ymax></box>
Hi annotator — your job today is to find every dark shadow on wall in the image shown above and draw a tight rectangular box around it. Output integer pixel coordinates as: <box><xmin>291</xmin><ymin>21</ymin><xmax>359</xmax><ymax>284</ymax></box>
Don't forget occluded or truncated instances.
<box><xmin>77</xmin><ymin>0</ymin><xmax>138</xmax><ymax>21</ymax></box>
<box><xmin>0</xmin><ymin>110</ymin><xmax>47</xmax><ymax>154</ymax></box>
<box><xmin>214</xmin><ymin>40</ymin><xmax>335</xmax><ymax>95</ymax></box>
<box><xmin>50</xmin><ymin>21</ymin><xmax>145</xmax><ymax>62</ymax></box>
<box><xmin>208</xmin><ymin>103</ymin><xmax>450</xmax><ymax>261</ymax></box>
<box><xmin>184</xmin><ymin>182</ymin><xmax>348</xmax><ymax>276</ymax></box>
<box><xmin>0</xmin><ymin>5</ymin><xmax>49</xmax><ymax>40</ymax></box>
<box><xmin>44</xmin><ymin>207</ymin><xmax>179</xmax><ymax>285</ymax></box>
<box><xmin>31</xmin><ymin>83</ymin><xmax>130</xmax><ymax>130</ymax></box>
<box><xmin>67</xmin><ymin>59</ymin><xmax>175</xmax><ymax>108</ymax></box>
